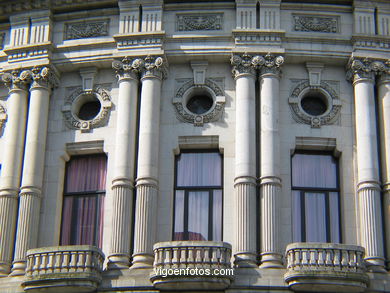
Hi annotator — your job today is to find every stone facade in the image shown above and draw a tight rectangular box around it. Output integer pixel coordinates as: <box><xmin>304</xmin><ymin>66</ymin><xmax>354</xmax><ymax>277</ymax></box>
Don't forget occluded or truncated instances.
<box><xmin>0</xmin><ymin>0</ymin><xmax>389</xmax><ymax>292</ymax></box>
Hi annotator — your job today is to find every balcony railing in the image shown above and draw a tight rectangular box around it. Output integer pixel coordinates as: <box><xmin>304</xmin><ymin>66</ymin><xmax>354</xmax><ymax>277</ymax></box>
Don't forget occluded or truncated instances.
<box><xmin>151</xmin><ymin>241</ymin><xmax>233</xmax><ymax>290</ymax></box>
<box><xmin>23</xmin><ymin>245</ymin><xmax>104</xmax><ymax>293</ymax></box>
<box><xmin>285</xmin><ymin>243</ymin><xmax>369</xmax><ymax>292</ymax></box>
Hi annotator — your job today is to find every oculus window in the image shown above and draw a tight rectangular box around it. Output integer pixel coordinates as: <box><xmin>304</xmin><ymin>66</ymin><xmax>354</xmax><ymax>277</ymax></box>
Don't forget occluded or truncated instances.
<box><xmin>173</xmin><ymin>151</ymin><xmax>223</xmax><ymax>241</ymax></box>
<box><xmin>291</xmin><ymin>152</ymin><xmax>340</xmax><ymax>243</ymax></box>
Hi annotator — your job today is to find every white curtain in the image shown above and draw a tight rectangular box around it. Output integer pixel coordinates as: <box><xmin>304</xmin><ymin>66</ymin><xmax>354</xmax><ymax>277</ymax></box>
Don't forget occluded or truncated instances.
<box><xmin>305</xmin><ymin>193</ymin><xmax>327</xmax><ymax>242</ymax></box>
<box><xmin>188</xmin><ymin>191</ymin><xmax>209</xmax><ymax>240</ymax></box>
<box><xmin>212</xmin><ymin>190</ymin><xmax>222</xmax><ymax>241</ymax></box>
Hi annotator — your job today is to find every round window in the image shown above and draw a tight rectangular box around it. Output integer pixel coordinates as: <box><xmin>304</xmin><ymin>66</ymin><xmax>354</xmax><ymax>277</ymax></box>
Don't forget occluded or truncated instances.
<box><xmin>186</xmin><ymin>94</ymin><xmax>213</xmax><ymax>114</ymax></box>
<box><xmin>77</xmin><ymin>98</ymin><xmax>101</xmax><ymax>120</ymax></box>
<box><xmin>301</xmin><ymin>92</ymin><xmax>327</xmax><ymax>116</ymax></box>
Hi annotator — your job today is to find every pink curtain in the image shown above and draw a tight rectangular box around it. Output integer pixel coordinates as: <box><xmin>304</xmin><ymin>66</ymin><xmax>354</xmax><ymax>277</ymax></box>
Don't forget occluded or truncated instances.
<box><xmin>61</xmin><ymin>155</ymin><xmax>107</xmax><ymax>248</ymax></box>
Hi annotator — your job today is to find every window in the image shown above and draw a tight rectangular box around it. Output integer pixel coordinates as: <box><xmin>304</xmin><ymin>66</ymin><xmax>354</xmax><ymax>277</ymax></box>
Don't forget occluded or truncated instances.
<box><xmin>291</xmin><ymin>152</ymin><xmax>340</xmax><ymax>243</ymax></box>
<box><xmin>60</xmin><ymin>154</ymin><xmax>107</xmax><ymax>248</ymax></box>
<box><xmin>173</xmin><ymin>151</ymin><xmax>222</xmax><ymax>241</ymax></box>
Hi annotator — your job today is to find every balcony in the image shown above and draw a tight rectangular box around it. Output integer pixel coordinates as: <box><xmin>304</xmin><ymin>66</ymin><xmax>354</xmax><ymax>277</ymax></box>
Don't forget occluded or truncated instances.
<box><xmin>150</xmin><ymin>241</ymin><xmax>233</xmax><ymax>290</ymax></box>
<box><xmin>23</xmin><ymin>245</ymin><xmax>104</xmax><ymax>293</ymax></box>
<box><xmin>285</xmin><ymin>243</ymin><xmax>369</xmax><ymax>292</ymax></box>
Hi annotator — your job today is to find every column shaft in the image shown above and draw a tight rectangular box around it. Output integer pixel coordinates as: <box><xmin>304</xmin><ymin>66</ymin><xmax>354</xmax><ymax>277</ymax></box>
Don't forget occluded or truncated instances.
<box><xmin>233</xmin><ymin>71</ymin><xmax>257</xmax><ymax>267</ymax></box>
<box><xmin>11</xmin><ymin>68</ymin><xmax>53</xmax><ymax>275</ymax></box>
<box><xmin>0</xmin><ymin>73</ymin><xmax>29</xmax><ymax>275</ymax></box>
<box><xmin>108</xmin><ymin>61</ymin><xmax>139</xmax><ymax>269</ymax></box>
<box><xmin>259</xmin><ymin>70</ymin><xmax>283</xmax><ymax>268</ymax></box>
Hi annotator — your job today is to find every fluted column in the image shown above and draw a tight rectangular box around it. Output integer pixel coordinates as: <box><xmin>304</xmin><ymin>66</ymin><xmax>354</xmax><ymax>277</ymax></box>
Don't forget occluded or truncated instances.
<box><xmin>0</xmin><ymin>71</ymin><xmax>31</xmax><ymax>276</ymax></box>
<box><xmin>11</xmin><ymin>67</ymin><xmax>57</xmax><ymax>276</ymax></box>
<box><xmin>108</xmin><ymin>58</ymin><xmax>141</xmax><ymax>269</ymax></box>
<box><xmin>231</xmin><ymin>54</ymin><xmax>258</xmax><ymax>268</ymax></box>
<box><xmin>131</xmin><ymin>56</ymin><xmax>167</xmax><ymax>269</ymax></box>
<box><xmin>377</xmin><ymin>65</ymin><xmax>390</xmax><ymax>270</ymax></box>
<box><xmin>259</xmin><ymin>54</ymin><xmax>284</xmax><ymax>268</ymax></box>
<box><xmin>348</xmin><ymin>58</ymin><xmax>385</xmax><ymax>271</ymax></box>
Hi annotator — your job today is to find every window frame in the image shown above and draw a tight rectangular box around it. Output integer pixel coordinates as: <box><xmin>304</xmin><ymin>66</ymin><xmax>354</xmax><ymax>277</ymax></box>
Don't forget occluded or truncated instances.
<box><xmin>291</xmin><ymin>150</ymin><xmax>341</xmax><ymax>243</ymax></box>
<box><xmin>172</xmin><ymin>149</ymin><xmax>224</xmax><ymax>241</ymax></box>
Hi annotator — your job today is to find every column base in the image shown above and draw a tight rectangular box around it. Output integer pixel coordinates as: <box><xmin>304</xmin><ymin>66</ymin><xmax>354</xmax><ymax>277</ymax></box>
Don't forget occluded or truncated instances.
<box><xmin>10</xmin><ymin>260</ymin><xmax>25</xmax><ymax>276</ymax></box>
<box><xmin>260</xmin><ymin>252</ymin><xmax>283</xmax><ymax>268</ymax></box>
<box><xmin>234</xmin><ymin>252</ymin><xmax>257</xmax><ymax>268</ymax></box>
<box><xmin>130</xmin><ymin>254</ymin><xmax>154</xmax><ymax>269</ymax></box>
<box><xmin>0</xmin><ymin>262</ymin><xmax>11</xmax><ymax>277</ymax></box>
<box><xmin>107</xmin><ymin>254</ymin><xmax>131</xmax><ymax>270</ymax></box>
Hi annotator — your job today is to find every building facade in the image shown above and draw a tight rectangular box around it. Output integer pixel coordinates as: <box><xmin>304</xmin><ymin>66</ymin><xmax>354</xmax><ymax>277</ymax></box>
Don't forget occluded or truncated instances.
<box><xmin>0</xmin><ymin>0</ymin><xmax>389</xmax><ymax>292</ymax></box>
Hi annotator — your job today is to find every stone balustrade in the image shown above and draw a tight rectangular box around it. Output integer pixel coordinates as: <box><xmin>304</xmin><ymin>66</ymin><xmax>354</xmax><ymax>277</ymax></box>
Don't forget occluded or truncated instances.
<box><xmin>285</xmin><ymin>243</ymin><xmax>369</xmax><ymax>292</ymax></box>
<box><xmin>23</xmin><ymin>245</ymin><xmax>104</xmax><ymax>293</ymax></box>
<box><xmin>151</xmin><ymin>241</ymin><xmax>233</xmax><ymax>290</ymax></box>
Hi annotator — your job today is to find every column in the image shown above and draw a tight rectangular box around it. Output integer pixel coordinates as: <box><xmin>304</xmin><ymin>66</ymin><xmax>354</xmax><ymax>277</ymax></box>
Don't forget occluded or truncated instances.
<box><xmin>377</xmin><ymin>66</ymin><xmax>390</xmax><ymax>270</ymax></box>
<box><xmin>231</xmin><ymin>54</ymin><xmax>258</xmax><ymax>267</ymax></box>
<box><xmin>259</xmin><ymin>54</ymin><xmax>284</xmax><ymax>268</ymax></box>
<box><xmin>131</xmin><ymin>56</ymin><xmax>166</xmax><ymax>268</ymax></box>
<box><xmin>0</xmin><ymin>70</ymin><xmax>31</xmax><ymax>276</ymax></box>
<box><xmin>11</xmin><ymin>66</ymin><xmax>56</xmax><ymax>275</ymax></box>
<box><xmin>348</xmin><ymin>58</ymin><xmax>385</xmax><ymax>271</ymax></box>
<box><xmin>108</xmin><ymin>58</ymin><xmax>141</xmax><ymax>269</ymax></box>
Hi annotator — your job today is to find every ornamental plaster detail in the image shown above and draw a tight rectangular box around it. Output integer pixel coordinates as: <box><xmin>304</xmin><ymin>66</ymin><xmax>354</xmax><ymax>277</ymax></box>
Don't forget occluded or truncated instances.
<box><xmin>176</xmin><ymin>13</ymin><xmax>223</xmax><ymax>31</ymax></box>
<box><xmin>62</xmin><ymin>86</ymin><xmax>112</xmax><ymax>132</ymax></box>
<box><xmin>231</xmin><ymin>53</ymin><xmax>284</xmax><ymax>78</ymax></box>
<box><xmin>172</xmin><ymin>78</ymin><xmax>225</xmax><ymax>127</ymax></box>
<box><xmin>293</xmin><ymin>14</ymin><xmax>339</xmax><ymax>33</ymax></box>
<box><xmin>1</xmin><ymin>70</ymin><xmax>32</xmax><ymax>90</ymax></box>
<box><xmin>30</xmin><ymin>66</ymin><xmax>59</xmax><ymax>89</ymax></box>
<box><xmin>288</xmin><ymin>80</ymin><xmax>341</xmax><ymax>128</ymax></box>
<box><xmin>64</xmin><ymin>19</ymin><xmax>109</xmax><ymax>40</ymax></box>
<box><xmin>347</xmin><ymin>58</ymin><xmax>390</xmax><ymax>82</ymax></box>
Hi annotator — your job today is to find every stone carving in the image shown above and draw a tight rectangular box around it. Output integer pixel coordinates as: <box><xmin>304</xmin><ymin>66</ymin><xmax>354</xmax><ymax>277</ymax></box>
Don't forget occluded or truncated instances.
<box><xmin>113</xmin><ymin>55</ymin><xmax>168</xmax><ymax>80</ymax></box>
<box><xmin>231</xmin><ymin>53</ymin><xmax>284</xmax><ymax>77</ymax></box>
<box><xmin>176</xmin><ymin>13</ymin><xmax>223</xmax><ymax>31</ymax></box>
<box><xmin>1</xmin><ymin>70</ymin><xmax>32</xmax><ymax>90</ymax></box>
<box><xmin>347</xmin><ymin>58</ymin><xmax>390</xmax><ymax>82</ymax></box>
<box><xmin>62</xmin><ymin>86</ymin><xmax>112</xmax><ymax>132</ymax></box>
<box><xmin>0</xmin><ymin>104</ymin><xmax>7</xmax><ymax>137</ymax></box>
<box><xmin>172</xmin><ymin>78</ymin><xmax>225</xmax><ymax>126</ymax></box>
<box><xmin>30</xmin><ymin>66</ymin><xmax>59</xmax><ymax>89</ymax></box>
<box><xmin>112</xmin><ymin>57</ymin><xmax>143</xmax><ymax>80</ymax></box>
<box><xmin>65</xmin><ymin>19</ymin><xmax>109</xmax><ymax>40</ymax></box>
<box><xmin>288</xmin><ymin>80</ymin><xmax>341</xmax><ymax>128</ymax></box>
<box><xmin>293</xmin><ymin>15</ymin><xmax>338</xmax><ymax>33</ymax></box>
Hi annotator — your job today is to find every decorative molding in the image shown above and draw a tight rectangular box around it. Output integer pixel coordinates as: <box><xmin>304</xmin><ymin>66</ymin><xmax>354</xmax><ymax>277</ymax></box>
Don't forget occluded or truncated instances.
<box><xmin>172</xmin><ymin>78</ymin><xmax>225</xmax><ymax>127</ymax></box>
<box><xmin>176</xmin><ymin>13</ymin><xmax>223</xmax><ymax>31</ymax></box>
<box><xmin>347</xmin><ymin>58</ymin><xmax>390</xmax><ymax>83</ymax></box>
<box><xmin>62</xmin><ymin>86</ymin><xmax>112</xmax><ymax>132</ymax></box>
<box><xmin>1</xmin><ymin>70</ymin><xmax>32</xmax><ymax>91</ymax></box>
<box><xmin>30</xmin><ymin>66</ymin><xmax>59</xmax><ymax>89</ymax></box>
<box><xmin>66</xmin><ymin>140</ymin><xmax>104</xmax><ymax>155</ymax></box>
<box><xmin>0</xmin><ymin>104</ymin><xmax>7</xmax><ymax>137</ymax></box>
<box><xmin>231</xmin><ymin>53</ymin><xmax>284</xmax><ymax>78</ymax></box>
<box><xmin>288</xmin><ymin>80</ymin><xmax>341</xmax><ymax>128</ymax></box>
<box><xmin>233</xmin><ymin>29</ymin><xmax>284</xmax><ymax>46</ymax></box>
<box><xmin>112</xmin><ymin>57</ymin><xmax>142</xmax><ymax>81</ymax></box>
<box><xmin>260</xmin><ymin>54</ymin><xmax>284</xmax><ymax>76</ymax></box>
<box><xmin>140</xmin><ymin>55</ymin><xmax>168</xmax><ymax>80</ymax></box>
<box><xmin>64</xmin><ymin>19</ymin><xmax>109</xmax><ymax>40</ymax></box>
<box><xmin>293</xmin><ymin>14</ymin><xmax>339</xmax><ymax>33</ymax></box>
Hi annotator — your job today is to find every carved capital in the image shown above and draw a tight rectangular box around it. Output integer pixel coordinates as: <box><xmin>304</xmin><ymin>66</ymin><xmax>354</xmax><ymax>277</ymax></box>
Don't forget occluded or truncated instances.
<box><xmin>112</xmin><ymin>57</ymin><xmax>142</xmax><ymax>81</ymax></box>
<box><xmin>259</xmin><ymin>54</ymin><xmax>284</xmax><ymax>77</ymax></box>
<box><xmin>1</xmin><ymin>70</ymin><xmax>32</xmax><ymax>91</ymax></box>
<box><xmin>30</xmin><ymin>66</ymin><xmax>59</xmax><ymax>90</ymax></box>
<box><xmin>230</xmin><ymin>54</ymin><xmax>257</xmax><ymax>79</ymax></box>
<box><xmin>140</xmin><ymin>55</ymin><xmax>168</xmax><ymax>80</ymax></box>
<box><xmin>347</xmin><ymin>58</ymin><xmax>390</xmax><ymax>84</ymax></box>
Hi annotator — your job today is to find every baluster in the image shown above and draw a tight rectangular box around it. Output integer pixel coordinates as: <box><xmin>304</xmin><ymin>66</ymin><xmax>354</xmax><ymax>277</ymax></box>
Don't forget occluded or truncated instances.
<box><xmin>78</xmin><ymin>251</ymin><xmax>85</xmax><ymax>271</ymax></box>
<box><xmin>179</xmin><ymin>247</ymin><xmax>186</xmax><ymax>268</ymax></box>
<box><xmin>188</xmin><ymin>247</ymin><xmax>195</xmax><ymax>267</ymax></box>
<box><xmin>325</xmin><ymin>249</ymin><xmax>332</xmax><ymax>266</ymax></box>
<box><xmin>70</xmin><ymin>251</ymin><xmax>77</xmax><ymax>272</ymax></box>
<box><xmin>301</xmin><ymin>249</ymin><xmax>309</xmax><ymax>266</ymax></box>
<box><xmin>172</xmin><ymin>247</ymin><xmax>179</xmax><ymax>268</ymax></box>
<box><xmin>54</xmin><ymin>252</ymin><xmax>62</xmax><ymax>273</ymax></box>
<box><xmin>211</xmin><ymin>248</ymin><xmax>218</xmax><ymax>267</ymax></box>
<box><xmin>309</xmin><ymin>249</ymin><xmax>317</xmax><ymax>267</ymax></box>
<box><xmin>26</xmin><ymin>255</ymin><xmax>33</xmax><ymax>276</ymax></box>
<box><xmin>317</xmin><ymin>249</ymin><xmax>325</xmax><ymax>267</ymax></box>
<box><xmin>333</xmin><ymin>249</ymin><xmax>341</xmax><ymax>270</ymax></box>
<box><xmin>195</xmin><ymin>247</ymin><xmax>202</xmax><ymax>265</ymax></box>
<box><xmin>341</xmin><ymin>249</ymin><xmax>349</xmax><ymax>270</ymax></box>
<box><xmin>294</xmin><ymin>249</ymin><xmax>301</xmax><ymax>269</ymax></box>
<box><xmin>47</xmin><ymin>252</ymin><xmax>55</xmax><ymax>273</ymax></box>
<box><xmin>62</xmin><ymin>251</ymin><xmax>70</xmax><ymax>272</ymax></box>
<box><xmin>41</xmin><ymin>253</ymin><xmax>48</xmax><ymax>274</ymax></box>
<box><xmin>85</xmin><ymin>251</ymin><xmax>92</xmax><ymax>272</ymax></box>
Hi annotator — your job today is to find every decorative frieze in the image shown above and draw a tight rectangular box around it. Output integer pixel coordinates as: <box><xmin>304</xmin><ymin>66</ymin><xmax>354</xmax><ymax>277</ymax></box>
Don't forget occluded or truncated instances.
<box><xmin>64</xmin><ymin>19</ymin><xmax>109</xmax><ymax>40</ymax></box>
<box><xmin>176</xmin><ymin>13</ymin><xmax>223</xmax><ymax>31</ymax></box>
<box><xmin>293</xmin><ymin>14</ymin><xmax>339</xmax><ymax>33</ymax></box>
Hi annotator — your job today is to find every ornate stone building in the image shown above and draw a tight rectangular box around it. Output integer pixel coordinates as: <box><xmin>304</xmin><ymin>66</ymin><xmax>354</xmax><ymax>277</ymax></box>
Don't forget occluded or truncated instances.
<box><xmin>0</xmin><ymin>0</ymin><xmax>389</xmax><ymax>292</ymax></box>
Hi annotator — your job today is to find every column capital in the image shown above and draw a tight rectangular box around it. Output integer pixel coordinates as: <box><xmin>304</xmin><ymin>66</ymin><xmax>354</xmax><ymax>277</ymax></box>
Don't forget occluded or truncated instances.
<box><xmin>30</xmin><ymin>66</ymin><xmax>59</xmax><ymax>90</ymax></box>
<box><xmin>1</xmin><ymin>70</ymin><xmax>32</xmax><ymax>92</ymax></box>
<box><xmin>140</xmin><ymin>55</ymin><xmax>168</xmax><ymax>81</ymax></box>
<box><xmin>259</xmin><ymin>54</ymin><xmax>284</xmax><ymax>77</ymax></box>
<box><xmin>112</xmin><ymin>56</ymin><xmax>142</xmax><ymax>81</ymax></box>
<box><xmin>231</xmin><ymin>54</ymin><xmax>258</xmax><ymax>79</ymax></box>
<box><xmin>347</xmin><ymin>58</ymin><xmax>390</xmax><ymax>85</ymax></box>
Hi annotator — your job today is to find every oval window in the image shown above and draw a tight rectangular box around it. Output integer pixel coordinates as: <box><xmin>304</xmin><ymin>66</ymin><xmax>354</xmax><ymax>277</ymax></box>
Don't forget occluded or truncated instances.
<box><xmin>186</xmin><ymin>95</ymin><xmax>213</xmax><ymax>114</ymax></box>
<box><xmin>77</xmin><ymin>98</ymin><xmax>101</xmax><ymax>120</ymax></box>
<box><xmin>301</xmin><ymin>94</ymin><xmax>327</xmax><ymax>116</ymax></box>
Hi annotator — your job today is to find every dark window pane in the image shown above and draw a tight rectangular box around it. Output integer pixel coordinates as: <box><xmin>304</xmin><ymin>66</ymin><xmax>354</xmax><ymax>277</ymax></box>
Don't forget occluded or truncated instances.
<box><xmin>186</xmin><ymin>95</ymin><xmax>213</xmax><ymax>114</ymax></box>
<box><xmin>301</xmin><ymin>95</ymin><xmax>327</xmax><ymax>116</ymax></box>
<box><xmin>78</xmin><ymin>100</ymin><xmax>101</xmax><ymax>120</ymax></box>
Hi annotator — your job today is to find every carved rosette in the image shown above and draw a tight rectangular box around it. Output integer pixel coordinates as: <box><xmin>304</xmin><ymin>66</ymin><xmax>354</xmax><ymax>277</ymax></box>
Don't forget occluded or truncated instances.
<box><xmin>140</xmin><ymin>56</ymin><xmax>168</xmax><ymax>80</ymax></box>
<box><xmin>30</xmin><ymin>66</ymin><xmax>59</xmax><ymax>89</ymax></box>
<box><xmin>347</xmin><ymin>58</ymin><xmax>390</xmax><ymax>84</ymax></box>
<box><xmin>62</xmin><ymin>86</ymin><xmax>112</xmax><ymax>132</ymax></box>
<box><xmin>231</xmin><ymin>53</ymin><xmax>284</xmax><ymax>78</ymax></box>
<box><xmin>1</xmin><ymin>70</ymin><xmax>32</xmax><ymax>91</ymax></box>
<box><xmin>112</xmin><ymin>57</ymin><xmax>143</xmax><ymax>81</ymax></box>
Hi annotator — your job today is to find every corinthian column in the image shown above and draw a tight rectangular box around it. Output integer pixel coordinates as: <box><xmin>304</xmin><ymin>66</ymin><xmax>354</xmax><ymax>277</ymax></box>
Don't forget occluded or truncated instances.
<box><xmin>377</xmin><ymin>63</ymin><xmax>390</xmax><ymax>270</ymax></box>
<box><xmin>259</xmin><ymin>54</ymin><xmax>284</xmax><ymax>268</ymax></box>
<box><xmin>108</xmin><ymin>58</ymin><xmax>141</xmax><ymax>269</ymax></box>
<box><xmin>348</xmin><ymin>58</ymin><xmax>385</xmax><ymax>271</ymax></box>
<box><xmin>0</xmin><ymin>70</ymin><xmax>31</xmax><ymax>276</ymax></box>
<box><xmin>11</xmin><ymin>67</ymin><xmax>57</xmax><ymax>276</ymax></box>
<box><xmin>131</xmin><ymin>56</ymin><xmax>167</xmax><ymax>269</ymax></box>
<box><xmin>230</xmin><ymin>54</ymin><xmax>258</xmax><ymax>267</ymax></box>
